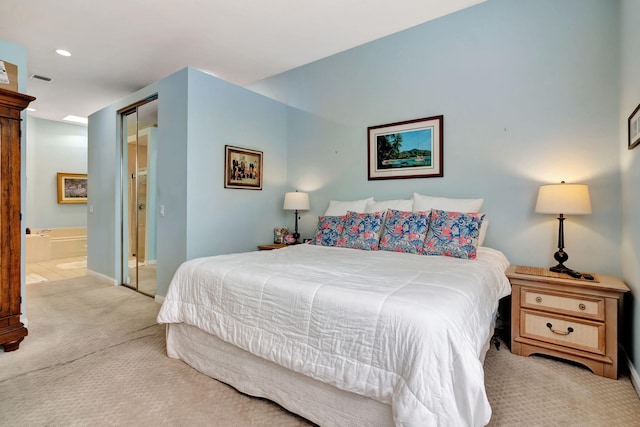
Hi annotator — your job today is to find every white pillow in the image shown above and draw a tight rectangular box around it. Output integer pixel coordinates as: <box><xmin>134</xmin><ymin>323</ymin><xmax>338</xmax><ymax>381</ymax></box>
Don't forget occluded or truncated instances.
<box><xmin>478</xmin><ymin>218</ymin><xmax>488</xmax><ymax>246</ymax></box>
<box><xmin>412</xmin><ymin>193</ymin><xmax>484</xmax><ymax>213</ymax></box>
<box><xmin>324</xmin><ymin>197</ymin><xmax>374</xmax><ymax>216</ymax></box>
<box><xmin>365</xmin><ymin>199</ymin><xmax>413</xmax><ymax>213</ymax></box>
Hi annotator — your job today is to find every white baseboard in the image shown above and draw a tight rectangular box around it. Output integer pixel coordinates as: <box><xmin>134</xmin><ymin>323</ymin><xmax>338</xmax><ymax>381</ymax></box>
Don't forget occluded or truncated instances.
<box><xmin>86</xmin><ymin>269</ymin><xmax>118</xmax><ymax>285</ymax></box>
<box><xmin>627</xmin><ymin>353</ymin><xmax>640</xmax><ymax>399</ymax></box>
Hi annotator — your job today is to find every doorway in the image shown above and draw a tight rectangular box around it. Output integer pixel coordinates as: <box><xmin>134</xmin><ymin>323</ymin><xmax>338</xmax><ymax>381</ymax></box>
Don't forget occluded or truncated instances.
<box><xmin>119</xmin><ymin>96</ymin><xmax>158</xmax><ymax>297</ymax></box>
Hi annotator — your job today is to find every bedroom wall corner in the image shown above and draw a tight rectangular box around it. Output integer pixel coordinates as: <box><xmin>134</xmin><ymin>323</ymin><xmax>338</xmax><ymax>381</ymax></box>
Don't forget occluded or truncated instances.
<box><xmin>619</xmin><ymin>0</ymin><xmax>640</xmax><ymax>383</ymax></box>
<box><xmin>250</xmin><ymin>0</ymin><xmax>622</xmax><ymax>277</ymax></box>
<box><xmin>181</xmin><ymin>68</ymin><xmax>288</xmax><ymax>264</ymax></box>
<box><xmin>88</xmin><ymin>67</ymin><xmax>289</xmax><ymax>299</ymax></box>
<box><xmin>284</xmin><ymin>106</ymin><xmax>362</xmax><ymax>239</ymax></box>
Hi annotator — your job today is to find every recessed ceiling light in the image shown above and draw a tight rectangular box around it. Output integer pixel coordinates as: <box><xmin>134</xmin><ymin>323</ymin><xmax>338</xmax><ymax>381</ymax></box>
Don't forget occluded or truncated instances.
<box><xmin>55</xmin><ymin>49</ymin><xmax>71</xmax><ymax>57</ymax></box>
<box><xmin>26</xmin><ymin>107</ymin><xmax>36</xmax><ymax>112</ymax></box>
<box><xmin>63</xmin><ymin>115</ymin><xmax>88</xmax><ymax>125</ymax></box>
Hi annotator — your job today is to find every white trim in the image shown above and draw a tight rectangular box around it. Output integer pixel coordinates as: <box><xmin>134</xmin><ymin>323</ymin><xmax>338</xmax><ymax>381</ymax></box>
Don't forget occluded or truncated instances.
<box><xmin>154</xmin><ymin>294</ymin><xmax>165</xmax><ymax>305</ymax></box>
<box><xmin>626</xmin><ymin>353</ymin><xmax>640</xmax><ymax>399</ymax></box>
<box><xmin>86</xmin><ymin>268</ymin><xmax>118</xmax><ymax>285</ymax></box>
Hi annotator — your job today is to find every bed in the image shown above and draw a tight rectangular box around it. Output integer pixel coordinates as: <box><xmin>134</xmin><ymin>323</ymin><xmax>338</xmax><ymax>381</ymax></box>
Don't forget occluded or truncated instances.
<box><xmin>157</xmin><ymin>241</ymin><xmax>511</xmax><ymax>426</ymax></box>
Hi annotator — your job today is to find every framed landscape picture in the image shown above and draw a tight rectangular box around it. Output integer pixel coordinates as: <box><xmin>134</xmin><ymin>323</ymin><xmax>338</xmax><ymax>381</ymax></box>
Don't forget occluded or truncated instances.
<box><xmin>57</xmin><ymin>172</ymin><xmax>88</xmax><ymax>204</ymax></box>
<box><xmin>367</xmin><ymin>115</ymin><xmax>443</xmax><ymax>180</ymax></box>
<box><xmin>224</xmin><ymin>145</ymin><xmax>263</xmax><ymax>190</ymax></box>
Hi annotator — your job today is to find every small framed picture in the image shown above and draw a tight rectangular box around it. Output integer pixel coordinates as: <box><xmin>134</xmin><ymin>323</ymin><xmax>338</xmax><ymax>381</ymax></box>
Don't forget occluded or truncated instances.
<box><xmin>224</xmin><ymin>145</ymin><xmax>263</xmax><ymax>190</ymax></box>
<box><xmin>57</xmin><ymin>172</ymin><xmax>88</xmax><ymax>204</ymax></box>
<box><xmin>368</xmin><ymin>115</ymin><xmax>443</xmax><ymax>180</ymax></box>
<box><xmin>629</xmin><ymin>103</ymin><xmax>640</xmax><ymax>150</ymax></box>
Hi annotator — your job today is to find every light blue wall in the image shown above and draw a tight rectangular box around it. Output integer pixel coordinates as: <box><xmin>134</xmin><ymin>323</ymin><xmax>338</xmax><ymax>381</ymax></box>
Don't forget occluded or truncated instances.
<box><xmin>87</xmin><ymin>82</ymin><xmax>159</xmax><ymax>284</ymax></box>
<box><xmin>145</xmin><ymin>127</ymin><xmax>158</xmax><ymax>262</ymax></box>
<box><xmin>87</xmin><ymin>101</ymin><xmax>121</xmax><ymax>283</ymax></box>
<box><xmin>250</xmin><ymin>0</ymin><xmax>622</xmax><ymax>277</ymax></box>
<box><xmin>89</xmin><ymin>67</ymin><xmax>288</xmax><ymax>297</ymax></box>
<box><xmin>620</xmin><ymin>0</ymin><xmax>640</xmax><ymax>372</ymax></box>
<box><xmin>1</xmin><ymin>40</ymin><xmax>30</xmax><ymax>320</ymax></box>
<box><xmin>184</xmin><ymin>68</ymin><xmax>288</xmax><ymax>261</ymax></box>
<box><xmin>0</xmin><ymin>40</ymin><xmax>27</xmax><ymax>93</ymax></box>
<box><xmin>154</xmin><ymin>70</ymin><xmax>188</xmax><ymax>295</ymax></box>
<box><xmin>25</xmin><ymin>117</ymin><xmax>87</xmax><ymax>229</ymax></box>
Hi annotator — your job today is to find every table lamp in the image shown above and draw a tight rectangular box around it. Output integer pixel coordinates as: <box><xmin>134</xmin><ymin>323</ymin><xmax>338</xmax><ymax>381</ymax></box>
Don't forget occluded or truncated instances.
<box><xmin>535</xmin><ymin>181</ymin><xmax>591</xmax><ymax>274</ymax></box>
<box><xmin>283</xmin><ymin>191</ymin><xmax>310</xmax><ymax>243</ymax></box>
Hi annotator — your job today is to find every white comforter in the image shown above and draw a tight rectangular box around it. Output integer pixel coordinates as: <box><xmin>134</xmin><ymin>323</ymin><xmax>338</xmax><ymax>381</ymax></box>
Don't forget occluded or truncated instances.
<box><xmin>157</xmin><ymin>244</ymin><xmax>511</xmax><ymax>426</ymax></box>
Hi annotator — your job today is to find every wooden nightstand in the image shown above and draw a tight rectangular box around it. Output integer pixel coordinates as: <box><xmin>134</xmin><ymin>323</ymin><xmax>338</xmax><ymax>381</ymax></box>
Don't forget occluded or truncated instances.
<box><xmin>257</xmin><ymin>243</ymin><xmax>288</xmax><ymax>250</ymax></box>
<box><xmin>506</xmin><ymin>265</ymin><xmax>629</xmax><ymax>379</ymax></box>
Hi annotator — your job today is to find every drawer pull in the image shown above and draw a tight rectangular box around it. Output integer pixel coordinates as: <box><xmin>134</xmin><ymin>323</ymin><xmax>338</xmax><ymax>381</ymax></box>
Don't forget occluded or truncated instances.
<box><xmin>579</xmin><ymin>303</ymin><xmax>586</xmax><ymax>311</ymax></box>
<box><xmin>546</xmin><ymin>322</ymin><xmax>574</xmax><ymax>336</ymax></box>
<box><xmin>535</xmin><ymin>296</ymin><xmax>542</xmax><ymax>303</ymax></box>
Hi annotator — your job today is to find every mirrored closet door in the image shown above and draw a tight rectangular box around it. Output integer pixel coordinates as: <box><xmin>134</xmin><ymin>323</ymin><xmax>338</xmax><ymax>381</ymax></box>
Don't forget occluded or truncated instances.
<box><xmin>120</xmin><ymin>96</ymin><xmax>158</xmax><ymax>297</ymax></box>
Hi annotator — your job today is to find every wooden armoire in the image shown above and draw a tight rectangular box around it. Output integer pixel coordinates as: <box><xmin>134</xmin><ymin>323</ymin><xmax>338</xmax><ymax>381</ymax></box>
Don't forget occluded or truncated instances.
<box><xmin>0</xmin><ymin>88</ymin><xmax>35</xmax><ymax>352</ymax></box>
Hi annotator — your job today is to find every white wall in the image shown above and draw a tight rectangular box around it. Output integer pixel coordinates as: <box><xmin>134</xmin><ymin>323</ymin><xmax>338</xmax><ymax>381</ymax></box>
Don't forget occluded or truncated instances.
<box><xmin>619</xmin><ymin>0</ymin><xmax>640</xmax><ymax>376</ymax></box>
<box><xmin>250</xmin><ymin>0</ymin><xmax>622</xmax><ymax>277</ymax></box>
<box><xmin>25</xmin><ymin>117</ymin><xmax>87</xmax><ymax>229</ymax></box>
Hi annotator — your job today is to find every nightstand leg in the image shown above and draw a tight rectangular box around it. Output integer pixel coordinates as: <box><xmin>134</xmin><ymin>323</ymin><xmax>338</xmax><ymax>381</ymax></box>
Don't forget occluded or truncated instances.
<box><xmin>510</xmin><ymin>285</ymin><xmax>522</xmax><ymax>355</ymax></box>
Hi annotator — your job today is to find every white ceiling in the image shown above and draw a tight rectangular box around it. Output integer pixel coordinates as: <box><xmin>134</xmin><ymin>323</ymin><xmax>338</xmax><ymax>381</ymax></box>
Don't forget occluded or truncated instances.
<box><xmin>0</xmin><ymin>0</ymin><xmax>484</xmax><ymax>124</ymax></box>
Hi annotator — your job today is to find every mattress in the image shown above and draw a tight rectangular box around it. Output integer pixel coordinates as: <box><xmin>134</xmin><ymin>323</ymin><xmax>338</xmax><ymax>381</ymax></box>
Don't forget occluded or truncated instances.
<box><xmin>157</xmin><ymin>244</ymin><xmax>511</xmax><ymax>426</ymax></box>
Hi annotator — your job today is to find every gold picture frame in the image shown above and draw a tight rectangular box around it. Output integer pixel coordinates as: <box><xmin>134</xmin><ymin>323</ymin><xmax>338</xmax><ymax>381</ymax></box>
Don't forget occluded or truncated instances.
<box><xmin>224</xmin><ymin>145</ymin><xmax>263</xmax><ymax>190</ymax></box>
<box><xmin>57</xmin><ymin>172</ymin><xmax>88</xmax><ymax>204</ymax></box>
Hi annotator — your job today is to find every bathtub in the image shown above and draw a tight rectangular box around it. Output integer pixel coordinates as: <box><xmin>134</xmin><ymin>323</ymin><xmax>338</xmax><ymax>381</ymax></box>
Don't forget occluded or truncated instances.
<box><xmin>26</xmin><ymin>227</ymin><xmax>87</xmax><ymax>262</ymax></box>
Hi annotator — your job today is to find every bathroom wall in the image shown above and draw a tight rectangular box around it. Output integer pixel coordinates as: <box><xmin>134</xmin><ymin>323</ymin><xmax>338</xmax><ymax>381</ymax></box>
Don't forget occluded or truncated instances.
<box><xmin>26</xmin><ymin>117</ymin><xmax>88</xmax><ymax>229</ymax></box>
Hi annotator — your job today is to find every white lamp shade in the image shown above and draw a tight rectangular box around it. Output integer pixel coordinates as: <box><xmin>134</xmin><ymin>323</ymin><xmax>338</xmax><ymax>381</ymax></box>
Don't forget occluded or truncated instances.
<box><xmin>535</xmin><ymin>183</ymin><xmax>592</xmax><ymax>215</ymax></box>
<box><xmin>283</xmin><ymin>192</ymin><xmax>310</xmax><ymax>211</ymax></box>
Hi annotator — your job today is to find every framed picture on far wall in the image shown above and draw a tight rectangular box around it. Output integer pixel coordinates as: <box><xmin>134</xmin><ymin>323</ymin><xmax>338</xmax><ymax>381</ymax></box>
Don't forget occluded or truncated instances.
<box><xmin>57</xmin><ymin>172</ymin><xmax>88</xmax><ymax>204</ymax></box>
<box><xmin>368</xmin><ymin>115</ymin><xmax>444</xmax><ymax>180</ymax></box>
<box><xmin>224</xmin><ymin>145</ymin><xmax>263</xmax><ymax>190</ymax></box>
<box><xmin>629</xmin><ymin>103</ymin><xmax>640</xmax><ymax>150</ymax></box>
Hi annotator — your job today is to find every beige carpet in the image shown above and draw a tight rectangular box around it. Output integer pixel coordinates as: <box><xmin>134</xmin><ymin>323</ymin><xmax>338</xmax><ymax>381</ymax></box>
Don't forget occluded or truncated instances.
<box><xmin>1</xmin><ymin>277</ymin><xmax>639</xmax><ymax>426</ymax></box>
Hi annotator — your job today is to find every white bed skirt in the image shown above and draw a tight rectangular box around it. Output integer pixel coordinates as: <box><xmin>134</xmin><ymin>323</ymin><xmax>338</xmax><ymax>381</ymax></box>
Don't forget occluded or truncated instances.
<box><xmin>166</xmin><ymin>323</ymin><xmax>395</xmax><ymax>426</ymax></box>
<box><xmin>166</xmin><ymin>316</ymin><xmax>497</xmax><ymax>427</ymax></box>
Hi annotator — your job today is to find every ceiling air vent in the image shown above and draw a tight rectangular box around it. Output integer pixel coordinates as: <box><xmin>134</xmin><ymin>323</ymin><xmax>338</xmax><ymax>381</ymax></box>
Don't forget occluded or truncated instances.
<box><xmin>29</xmin><ymin>74</ymin><xmax>53</xmax><ymax>82</ymax></box>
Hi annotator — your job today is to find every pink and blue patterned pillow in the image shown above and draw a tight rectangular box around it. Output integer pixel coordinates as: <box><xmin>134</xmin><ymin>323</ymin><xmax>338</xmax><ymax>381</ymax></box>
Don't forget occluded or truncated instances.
<box><xmin>310</xmin><ymin>215</ymin><xmax>347</xmax><ymax>246</ymax></box>
<box><xmin>379</xmin><ymin>209</ymin><xmax>430</xmax><ymax>254</ymax></box>
<box><xmin>423</xmin><ymin>209</ymin><xmax>486</xmax><ymax>259</ymax></box>
<box><xmin>336</xmin><ymin>211</ymin><xmax>384</xmax><ymax>250</ymax></box>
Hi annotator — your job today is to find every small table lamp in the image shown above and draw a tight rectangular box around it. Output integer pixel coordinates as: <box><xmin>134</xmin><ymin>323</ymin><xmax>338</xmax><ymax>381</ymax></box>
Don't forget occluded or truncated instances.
<box><xmin>283</xmin><ymin>191</ymin><xmax>310</xmax><ymax>243</ymax></box>
<box><xmin>535</xmin><ymin>181</ymin><xmax>592</xmax><ymax>274</ymax></box>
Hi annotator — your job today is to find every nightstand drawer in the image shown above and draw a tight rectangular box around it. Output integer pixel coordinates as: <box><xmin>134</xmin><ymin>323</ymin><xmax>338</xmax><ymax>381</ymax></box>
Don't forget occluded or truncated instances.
<box><xmin>521</xmin><ymin>309</ymin><xmax>605</xmax><ymax>355</ymax></box>
<box><xmin>521</xmin><ymin>288</ymin><xmax>604</xmax><ymax>321</ymax></box>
